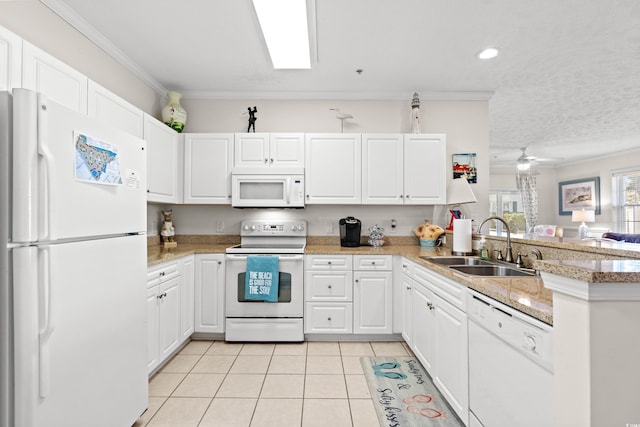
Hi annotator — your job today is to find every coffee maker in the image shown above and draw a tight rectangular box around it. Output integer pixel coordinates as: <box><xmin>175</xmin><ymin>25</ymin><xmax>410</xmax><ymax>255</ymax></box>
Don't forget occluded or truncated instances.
<box><xmin>339</xmin><ymin>216</ymin><xmax>361</xmax><ymax>247</ymax></box>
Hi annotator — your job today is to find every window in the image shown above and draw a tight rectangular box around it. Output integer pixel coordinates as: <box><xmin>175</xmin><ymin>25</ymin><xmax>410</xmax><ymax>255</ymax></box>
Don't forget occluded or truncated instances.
<box><xmin>488</xmin><ymin>190</ymin><xmax>526</xmax><ymax>235</ymax></box>
<box><xmin>612</xmin><ymin>168</ymin><xmax>640</xmax><ymax>233</ymax></box>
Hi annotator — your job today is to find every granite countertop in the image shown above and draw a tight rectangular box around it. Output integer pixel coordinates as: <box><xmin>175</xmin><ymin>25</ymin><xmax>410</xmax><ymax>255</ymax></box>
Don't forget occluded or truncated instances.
<box><xmin>147</xmin><ymin>243</ymin><xmax>232</xmax><ymax>267</ymax></box>
<box><xmin>307</xmin><ymin>244</ymin><xmax>554</xmax><ymax>325</ymax></box>
<box><xmin>148</xmin><ymin>241</ymin><xmax>554</xmax><ymax>325</ymax></box>
<box><xmin>534</xmin><ymin>259</ymin><xmax>640</xmax><ymax>283</ymax></box>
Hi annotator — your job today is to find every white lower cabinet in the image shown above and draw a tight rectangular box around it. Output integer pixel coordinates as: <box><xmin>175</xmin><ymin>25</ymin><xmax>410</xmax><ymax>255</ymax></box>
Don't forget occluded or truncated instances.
<box><xmin>304</xmin><ymin>254</ymin><xmax>393</xmax><ymax>335</ymax></box>
<box><xmin>180</xmin><ymin>256</ymin><xmax>195</xmax><ymax>341</ymax></box>
<box><xmin>147</xmin><ymin>257</ymin><xmax>193</xmax><ymax>374</ymax></box>
<box><xmin>402</xmin><ymin>258</ymin><xmax>469</xmax><ymax>425</ymax></box>
<box><xmin>194</xmin><ymin>254</ymin><xmax>225</xmax><ymax>333</ymax></box>
<box><xmin>353</xmin><ymin>255</ymin><xmax>393</xmax><ymax>334</ymax></box>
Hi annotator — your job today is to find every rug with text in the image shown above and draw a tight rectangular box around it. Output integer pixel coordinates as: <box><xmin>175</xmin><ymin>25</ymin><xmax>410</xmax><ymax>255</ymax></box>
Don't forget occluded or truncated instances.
<box><xmin>361</xmin><ymin>357</ymin><xmax>463</xmax><ymax>427</ymax></box>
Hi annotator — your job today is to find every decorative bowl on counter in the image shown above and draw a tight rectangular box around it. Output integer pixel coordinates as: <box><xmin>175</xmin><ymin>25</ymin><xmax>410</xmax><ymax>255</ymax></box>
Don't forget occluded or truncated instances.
<box><xmin>420</xmin><ymin>238</ymin><xmax>439</xmax><ymax>247</ymax></box>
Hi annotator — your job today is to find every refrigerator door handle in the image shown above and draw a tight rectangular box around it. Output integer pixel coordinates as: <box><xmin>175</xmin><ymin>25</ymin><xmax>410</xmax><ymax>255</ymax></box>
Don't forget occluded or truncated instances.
<box><xmin>37</xmin><ymin>94</ymin><xmax>54</xmax><ymax>242</ymax></box>
<box><xmin>38</xmin><ymin>246</ymin><xmax>55</xmax><ymax>398</ymax></box>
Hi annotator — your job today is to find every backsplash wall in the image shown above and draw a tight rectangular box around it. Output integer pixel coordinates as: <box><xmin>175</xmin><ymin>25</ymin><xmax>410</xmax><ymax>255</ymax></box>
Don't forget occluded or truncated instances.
<box><xmin>148</xmin><ymin>203</ymin><xmax>443</xmax><ymax>239</ymax></box>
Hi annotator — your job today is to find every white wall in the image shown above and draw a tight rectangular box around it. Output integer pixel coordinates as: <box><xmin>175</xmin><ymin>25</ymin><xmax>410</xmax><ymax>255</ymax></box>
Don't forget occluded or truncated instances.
<box><xmin>489</xmin><ymin>147</ymin><xmax>640</xmax><ymax>235</ymax></box>
<box><xmin>0</xmin><ymin>2</ymin><xmax>161</xmax><ymax>115</ymax></box>
<box><xmin>553</xmin><ymin>147</ymin><xmax>640</xmax><ymax>232</ymax></box>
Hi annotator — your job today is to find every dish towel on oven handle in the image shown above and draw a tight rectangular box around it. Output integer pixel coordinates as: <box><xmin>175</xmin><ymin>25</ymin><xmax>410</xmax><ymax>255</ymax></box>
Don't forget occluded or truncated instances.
<box><xmin>245</xmin><ymin>255</ymin><xmax>279</xmax><ymax>302</ymax></box>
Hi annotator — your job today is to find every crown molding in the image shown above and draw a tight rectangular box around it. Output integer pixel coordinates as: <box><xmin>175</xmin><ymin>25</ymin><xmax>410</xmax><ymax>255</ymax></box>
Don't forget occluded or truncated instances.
<box><xmin>39</xmin><ymin>0</ymin><xmax>167</xmax><ymax>95</ymax></box>
<box><xmin>179</xmin><ymin>90</ymin><xmax>494</xmax><ymax>101</ymax></box>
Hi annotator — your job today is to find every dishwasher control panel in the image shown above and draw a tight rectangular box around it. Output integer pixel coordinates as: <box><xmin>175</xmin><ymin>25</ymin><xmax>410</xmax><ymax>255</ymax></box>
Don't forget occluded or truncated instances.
<box><xmin>468</xmin><ymin>289</ymin><xmax>554</xmax><ymax>370</ymax></box>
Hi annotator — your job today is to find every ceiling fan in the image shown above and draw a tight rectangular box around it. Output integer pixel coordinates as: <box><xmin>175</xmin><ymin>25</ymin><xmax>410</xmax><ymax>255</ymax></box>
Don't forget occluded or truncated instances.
<box><xmin>516</xmin><ymin>147</ymin><xmax>562</xmax><ymax>171</ymax></box>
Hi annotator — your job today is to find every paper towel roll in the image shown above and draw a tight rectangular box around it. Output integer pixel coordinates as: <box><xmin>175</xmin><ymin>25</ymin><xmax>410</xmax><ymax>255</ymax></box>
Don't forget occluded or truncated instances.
<box><xmin>453</xmin><ymin>219</ymin><xmax>472</xmax><ymax>254</ymax></box>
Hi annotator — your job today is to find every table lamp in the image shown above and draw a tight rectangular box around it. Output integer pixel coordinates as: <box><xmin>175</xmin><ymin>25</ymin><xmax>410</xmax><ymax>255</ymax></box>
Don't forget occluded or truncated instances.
<box><xmin>446</xmin><ymin>177</ymin><xmax>477</xmax><ymax>230</ymax></box>
<box><xmin>572</xmin><ymin>209</ymin><xmax>595</xmax><ymax>239</ymax></box>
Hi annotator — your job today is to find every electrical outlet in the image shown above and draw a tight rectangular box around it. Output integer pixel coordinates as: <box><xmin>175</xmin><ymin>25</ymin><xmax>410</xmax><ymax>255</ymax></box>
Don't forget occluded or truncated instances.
<box><xmin>216</xmin><ymin>221</ymin><xmax>224</xmax><ymax>233</ymax></box>
<box><xmin>325</xmin><ymin>221</ymin><xmax>334</xmax><ymax>234</ymax></box>
<box><xmin>389</xmin><ymin>219</ymin><xmax>397</xmax><ymax>233</ymax></box>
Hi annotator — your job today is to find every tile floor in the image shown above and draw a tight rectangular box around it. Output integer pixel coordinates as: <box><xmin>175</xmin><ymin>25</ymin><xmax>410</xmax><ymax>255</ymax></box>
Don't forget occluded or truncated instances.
<box><xmin>134</xmin><ymin>340</ymin><xmax>413</xmax><ymax>427</ymax></box>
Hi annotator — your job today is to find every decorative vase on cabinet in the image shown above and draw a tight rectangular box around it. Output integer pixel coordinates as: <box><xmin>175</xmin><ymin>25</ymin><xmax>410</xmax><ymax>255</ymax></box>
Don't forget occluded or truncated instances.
<box><xmin>162</xmin><ymin>91</ymin><xmax>187</xmax><ymax>133</ymax></box>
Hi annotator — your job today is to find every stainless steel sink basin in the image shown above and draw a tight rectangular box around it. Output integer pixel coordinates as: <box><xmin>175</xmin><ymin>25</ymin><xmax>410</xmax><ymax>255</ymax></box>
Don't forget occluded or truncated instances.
<box><xmin>420</xmin><ymin>256</ymin><xmax>494</xmax><ymax>266</ymax></box>
<box><xmin>449</xmin><ymin>265</ymin><xmax>536</xmax><ymax>277</ymax></box>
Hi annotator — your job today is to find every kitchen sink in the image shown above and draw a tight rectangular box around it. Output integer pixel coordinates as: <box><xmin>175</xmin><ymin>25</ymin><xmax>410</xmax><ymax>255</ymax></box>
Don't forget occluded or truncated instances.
<box><xmin>420</xmin><ymin>256</ymin><xmax>494</xmax><ymax>266</ymax></box>
<box><xmin>449</xmin><ymin>265</ymin><xmax>536</xmax><ymax>277</ymax></box>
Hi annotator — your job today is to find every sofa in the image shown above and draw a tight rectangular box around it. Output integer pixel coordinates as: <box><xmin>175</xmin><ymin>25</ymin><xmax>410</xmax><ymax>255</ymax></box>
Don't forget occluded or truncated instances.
<box><xmin>601</xmin><ymin>232</ymin><xmax>640</xmax><ymax>244</ymax></box>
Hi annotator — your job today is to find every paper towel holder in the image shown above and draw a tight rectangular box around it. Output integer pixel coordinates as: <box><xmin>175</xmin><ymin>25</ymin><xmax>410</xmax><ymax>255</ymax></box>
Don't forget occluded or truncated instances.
<box><xmin>446</xmin><ymin>177</ymin><xmax>477</xmax><ymax>231</ymax></box>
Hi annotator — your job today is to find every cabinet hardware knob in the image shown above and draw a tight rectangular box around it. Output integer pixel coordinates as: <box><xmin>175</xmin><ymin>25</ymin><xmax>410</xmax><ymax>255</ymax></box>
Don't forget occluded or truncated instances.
<box><xmin>264</xmin><ymin>158</ymin><xmax>268</xmax><ymax>163</ymax></box>
<box><xmin>157</xmin><ymin>294</ymin><xmax>162</xmax><ymax>299</ymax></box>
<box><xmin>160</xmin><ymin>272</ymin><xmax>165</xmax><ymax>276</ymax></box>
<box><xmin>270</xmin><ymin>158</ymin><xmax>274</xmax><ymax>163</ymax></box>
<box><xmin>371</xmin><ymin>261</ymin><xmax>376</xmax><ymax>265</ymax></box>
<box><xmin>327</xmin><ymin>317</ymin><xmax>332</xmax><ymax>321</ymax></box>
<box><xmin>400</xmin><ymin>195</ymin><xmax>404</xmax><ymax>198</ymax></box>
<box><xmin>327</xmin><ymin>261</ymin><xmax>332</xmax><ymax>265</ymax></box>
<box><xmin>218</xmin><ymin>261</ymin><xmax>222</xmax><ymax>265</ymax></box>
<box><xmin>427</xmin><ymin>302</ymin><xmax>434</xmax><ymax>310</ymax></box>
<box><xmin>355</xmin><ymin>279</ymin><xmax>359</xmax><ymax>283</ymax></box>
<box><xmin>163</xmin><ymin>292</ymin><xmax>167</xmax><ymax>298</ymax></box>
<box><xmin>328</xmin><ymin>285</ymin><xmax>332</xmax><ymax>289</ymax></box>
<box><xmin>405</xmin><ymin>284</ymin><xmax>411</xmax><ymax>290</ymax></box>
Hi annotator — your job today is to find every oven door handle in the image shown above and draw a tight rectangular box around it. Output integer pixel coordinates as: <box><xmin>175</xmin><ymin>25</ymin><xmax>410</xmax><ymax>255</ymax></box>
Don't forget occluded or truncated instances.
<box><xmin>225</xmin><ymin>254</ymin><xmax>304</xmax><ymax>261</ymax></box>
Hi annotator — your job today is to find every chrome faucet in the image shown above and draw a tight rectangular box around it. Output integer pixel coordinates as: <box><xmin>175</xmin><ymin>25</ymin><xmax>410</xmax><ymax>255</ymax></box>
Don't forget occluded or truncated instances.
<box><xmin>477</xmin><ymin>216</ymin><xmax>514</xmax><ymax>263</ymax></box>
<box><xmin>531</xmin><ymin>248</ymin><xmax>542</xmax><ymax>260</ymax></box>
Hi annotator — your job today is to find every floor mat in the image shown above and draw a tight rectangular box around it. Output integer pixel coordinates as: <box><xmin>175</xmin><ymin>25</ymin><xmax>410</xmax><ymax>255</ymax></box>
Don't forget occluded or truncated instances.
<box><xmin>360</xmin><ymin>356</ymin><xmax>464</xmax><ymax>427</ymax></box>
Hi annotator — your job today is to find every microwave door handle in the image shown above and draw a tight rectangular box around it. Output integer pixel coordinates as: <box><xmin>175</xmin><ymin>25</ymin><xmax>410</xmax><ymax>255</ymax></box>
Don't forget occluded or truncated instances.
<box><xmin>285</xmin><ymin>177</ymin><xmax>291</xmax><ymax>205</ymax></box>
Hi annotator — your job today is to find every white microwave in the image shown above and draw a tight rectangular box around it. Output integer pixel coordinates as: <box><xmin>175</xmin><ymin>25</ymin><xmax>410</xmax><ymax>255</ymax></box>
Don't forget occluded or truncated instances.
<box><xmin>231</xmin><ymin>168</ymin><xmax>305</xmax><ymax>208</ymax></box>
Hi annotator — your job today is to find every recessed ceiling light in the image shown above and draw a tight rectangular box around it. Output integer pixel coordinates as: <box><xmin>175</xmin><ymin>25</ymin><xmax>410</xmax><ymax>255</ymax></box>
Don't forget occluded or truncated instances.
<box><xmin>253</xmin><ymin>0</ymin><xmax>311</xmax><ymax>69</ymax></box>
<box><xmin>477</xmin><ymin>47</ymin><xmax>499</xmax><ymax>60</ymax></box>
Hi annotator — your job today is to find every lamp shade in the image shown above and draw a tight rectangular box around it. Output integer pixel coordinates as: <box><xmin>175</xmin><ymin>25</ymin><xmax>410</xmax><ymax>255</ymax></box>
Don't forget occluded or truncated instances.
<box><xmin>447</xmin><ymin>177</ymin><xmax>477</xmax><ymax>205</ymax></box>
<box><xmin>571</xmin><ymin>209</ymin><xmax>595</xmax><ymax>223</ymax></box>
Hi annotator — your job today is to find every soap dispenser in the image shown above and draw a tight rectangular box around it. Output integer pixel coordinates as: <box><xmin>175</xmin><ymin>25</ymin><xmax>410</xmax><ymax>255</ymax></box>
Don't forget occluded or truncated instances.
<box><xmin>478</xmin><ymin>237</ymin><xmax>489</xmax><ymax>260</ymax></box>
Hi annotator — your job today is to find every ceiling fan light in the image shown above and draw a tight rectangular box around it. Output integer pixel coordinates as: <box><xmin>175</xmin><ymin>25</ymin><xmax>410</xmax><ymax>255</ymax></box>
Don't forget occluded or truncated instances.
<box><xmin>517</xmin><ymin>160</ymin><xmax>530</xmax><ymax>171</ymax></box>
<box><xmin>477</xmin><ymin>47</ymin><xmax>499</xmax><ymax>60</ymax></box>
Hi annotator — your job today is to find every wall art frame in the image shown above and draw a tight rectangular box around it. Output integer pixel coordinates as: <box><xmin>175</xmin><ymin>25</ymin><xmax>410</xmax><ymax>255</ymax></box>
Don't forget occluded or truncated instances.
<box><xmin>558</xmin><ymin>176</ymin><xmax>601</xmax><ymax>215</ymax></box>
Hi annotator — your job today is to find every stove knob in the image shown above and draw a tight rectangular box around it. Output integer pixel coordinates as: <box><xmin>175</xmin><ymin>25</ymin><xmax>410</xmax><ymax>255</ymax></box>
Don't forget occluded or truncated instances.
<box><xmin>298</xmin><ymin>224</ymin><xmax>305</xmax><ymax>231</ymax></box>
<box><xmin>250</xmin><ymin>225</ymin><xmax>256</xmax><ymax>231</ymax></box>
<box><xmin>242</xmin><ymin>225</ymin><xmax>250</xmax><ymax>231</ymax></box>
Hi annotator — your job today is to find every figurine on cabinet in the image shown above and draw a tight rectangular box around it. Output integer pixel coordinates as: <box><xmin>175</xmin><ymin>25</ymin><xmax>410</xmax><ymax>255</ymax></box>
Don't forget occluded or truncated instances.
<box><xmin>160</xmin><ymin>210</ymin><xmax>177</xmax><ymax>248</ymax></box>
<box><xmin>247</xmin><ymin>106</ymin><xmax>257</xmax><ymax>132</ymax></box>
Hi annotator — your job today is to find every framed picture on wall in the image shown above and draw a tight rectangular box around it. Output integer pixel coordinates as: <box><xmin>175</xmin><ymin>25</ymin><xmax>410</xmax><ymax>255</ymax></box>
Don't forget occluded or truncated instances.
<box><xmin>452</xmin><ymin>153</ymin><xmax>477</xmax><ymax>183</ymax></box>
<box><xmin>558</xmin><ymin>176</ymin><xmax>601</xmax><ymax>215</ymax></box>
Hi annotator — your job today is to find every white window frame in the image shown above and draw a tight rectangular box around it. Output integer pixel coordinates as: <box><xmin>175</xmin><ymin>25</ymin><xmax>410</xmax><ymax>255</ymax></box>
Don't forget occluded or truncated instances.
<box><xmin>612</xmin><ymin>167</ymin><xmax>640</xmax><ymax>233</ymax></box>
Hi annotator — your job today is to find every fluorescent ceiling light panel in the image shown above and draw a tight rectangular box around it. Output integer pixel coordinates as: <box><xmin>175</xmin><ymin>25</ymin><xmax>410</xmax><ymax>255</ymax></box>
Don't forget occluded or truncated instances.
<box><xmin>253</xmin><ymin>0</ymin><xmax>311</xmax><ymax>69</ymax></box>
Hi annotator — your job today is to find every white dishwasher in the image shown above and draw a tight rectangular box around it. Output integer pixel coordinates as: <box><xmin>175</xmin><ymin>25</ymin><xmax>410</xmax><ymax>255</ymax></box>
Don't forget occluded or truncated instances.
<box><xmin>467</xmin><ymin>289</ymin><xmax>553</xmax><ymax>427</ymax></box>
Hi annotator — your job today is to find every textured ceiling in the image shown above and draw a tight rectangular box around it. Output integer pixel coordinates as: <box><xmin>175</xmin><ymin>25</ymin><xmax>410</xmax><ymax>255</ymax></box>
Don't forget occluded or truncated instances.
<box><xmin>42</xmin><ymin>0</ymin><xmax>640</xmax><ymax>168</ymax></box>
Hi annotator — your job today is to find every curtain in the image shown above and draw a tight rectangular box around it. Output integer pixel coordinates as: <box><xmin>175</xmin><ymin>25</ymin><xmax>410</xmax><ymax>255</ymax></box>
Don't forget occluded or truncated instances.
<box><xmin>516</xmin><ymin>173</ymin><xmax>538</xmax><ymax>234</ymax></box>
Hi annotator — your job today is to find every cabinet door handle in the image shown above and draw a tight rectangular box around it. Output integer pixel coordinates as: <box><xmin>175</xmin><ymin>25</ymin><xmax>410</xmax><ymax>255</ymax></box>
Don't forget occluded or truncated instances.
<box><xmin>159</xmin><ymin>271</ymin><xmax>165</xmax><ymax>276</ymax></box>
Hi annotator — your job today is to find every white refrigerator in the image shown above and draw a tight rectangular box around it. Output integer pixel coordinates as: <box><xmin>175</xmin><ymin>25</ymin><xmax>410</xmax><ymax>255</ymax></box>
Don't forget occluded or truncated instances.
<box><xmin>0</xmin><ymin>89</ymin><xmax>148</xmax><ymax>427</ymax></box>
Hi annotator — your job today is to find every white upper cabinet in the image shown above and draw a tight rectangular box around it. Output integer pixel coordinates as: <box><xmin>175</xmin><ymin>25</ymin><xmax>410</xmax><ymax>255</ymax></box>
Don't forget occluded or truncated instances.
<box><xmin>22</xmin><ymin>41</ymin><xmax>88</xmax><ymax>114</ymax></box>
<box><xmin>362</xmin><ymin>134</ymin><xmax>404</xmax><ymax>204</ymax></box>
<box><xmin>305</xmin><ymin>133</ymin><xmax>362</xmax><ymax>204</ymax></box>
<box><xmin>403</xmin><ymin>134</ymin><xmax>447</xmax><ymax>204</ymax></box>
<box><xmin>144</xmin><ymin>114</ymin><xmax>182</xmax><ymax>203</ymax></box>
<box><xmin>234</xmin><ymin>132</ymin><xmax>304</xmax><ymax>168</ymax></box>
<box><xmin>183</xmin><ymin>133</ymin><xmax>233</xmax><ymax>204</ymax></box>
<box><xmin>87</xmin><ymin>80</ymin><xmax>144</xmax><ymax>138</ymax></box>
<box><xmin>363</xmin><ymin>133</ymin><xmax>446</xmax><ymax>205</ymax></box>
<box><xmin>0</xmin><ymin>26</ymin><xmax>22</xmax><ymax>90</ymax></box>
